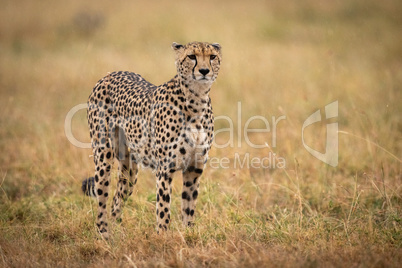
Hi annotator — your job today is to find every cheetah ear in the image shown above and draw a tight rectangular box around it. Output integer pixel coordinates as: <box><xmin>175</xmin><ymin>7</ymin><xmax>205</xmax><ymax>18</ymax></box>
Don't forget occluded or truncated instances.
<box><xmin>172</xmin><ymin>42</ymin><xmax>184</xmax><ymax>51</ymax></box>
<box><xmin>211</xmin><ymin>43</ymin><xmax>221</xmax><ymax>51</ymax></box>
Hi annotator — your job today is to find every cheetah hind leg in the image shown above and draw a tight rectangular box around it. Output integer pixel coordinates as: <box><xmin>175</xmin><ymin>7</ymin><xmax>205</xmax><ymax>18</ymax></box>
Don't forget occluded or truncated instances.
<box><xmin>81</xmin><ymin>147</ymin><xmax>113</xmax><ymax>240</ymax></box>
<box><xmin>111</xmin><ymin>127</ymin><xmax>138</xmax><ymax>223</ymax></box>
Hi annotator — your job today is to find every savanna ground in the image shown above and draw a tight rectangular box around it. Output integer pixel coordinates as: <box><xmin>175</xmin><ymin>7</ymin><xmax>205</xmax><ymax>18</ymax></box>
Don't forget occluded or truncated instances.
<box><xmin>0</xmin><ymin>0</ymin><xmax>401</xmax><ymax>267</ymax></box>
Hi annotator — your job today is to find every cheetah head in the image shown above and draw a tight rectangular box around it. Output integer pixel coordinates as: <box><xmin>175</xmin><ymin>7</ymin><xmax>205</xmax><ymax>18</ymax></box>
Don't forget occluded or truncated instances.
<box><xmin>172</xmin><ymin>41</ymin><xmax>222</xmax><ymax>86</ymax></box>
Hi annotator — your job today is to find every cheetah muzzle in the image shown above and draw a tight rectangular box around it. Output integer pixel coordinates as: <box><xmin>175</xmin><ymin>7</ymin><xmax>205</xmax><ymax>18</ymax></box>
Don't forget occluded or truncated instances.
<box><xmin>83</xmin><ymin>41</ymin><xmax>222</xmax><ymax>239</ymax></box>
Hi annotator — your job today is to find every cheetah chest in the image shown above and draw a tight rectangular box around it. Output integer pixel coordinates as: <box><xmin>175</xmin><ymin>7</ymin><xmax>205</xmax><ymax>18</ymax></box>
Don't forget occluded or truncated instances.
<box><xmin>189</xmin><ymin>122</ymin><xmax>208</xmax><ymax>146</ymax></box>
<box><xmin>179</xmin><ymin>121</ymin><xmax>209</xmax><ymax>164</ymax></box>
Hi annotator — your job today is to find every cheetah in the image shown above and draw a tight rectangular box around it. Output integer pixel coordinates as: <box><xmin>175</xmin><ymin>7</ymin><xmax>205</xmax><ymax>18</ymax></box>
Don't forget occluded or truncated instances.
<box><xmin>82</xmin><ymin>41</ymin><xmax>222</xmax><ymax>239</ymax></box>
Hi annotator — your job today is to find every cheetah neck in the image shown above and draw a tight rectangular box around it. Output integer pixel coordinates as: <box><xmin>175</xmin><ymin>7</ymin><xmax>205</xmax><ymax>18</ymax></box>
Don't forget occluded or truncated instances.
<box><xmin>176</xmin><ymin>75</ymin><xmax>211</xmax><ymax>115</ymax></box>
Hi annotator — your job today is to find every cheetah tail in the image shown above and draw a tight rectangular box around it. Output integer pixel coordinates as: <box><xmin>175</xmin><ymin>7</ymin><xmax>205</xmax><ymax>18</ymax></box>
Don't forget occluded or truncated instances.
<box><xmin>82</xmin><ymin>177</ymin><xmax>96</xmax><ymax>197</ymax></box>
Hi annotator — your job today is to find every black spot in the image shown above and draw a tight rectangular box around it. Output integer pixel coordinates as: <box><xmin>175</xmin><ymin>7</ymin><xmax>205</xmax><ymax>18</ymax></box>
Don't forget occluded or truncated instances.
<box><xmin>182</xmin><ymin>192</ymin><xmax>190</xmax><ymax>201</ymax></box>
<box><xmin>185</xmin><ymin>181</ymin><xmax>193</xmax><ymax>187</ymax></box>
<box><xmin>160</xmin><ymin>211</ymin><xmax>165</xmax><ymax>219</ymax></box>
<box><xmin>187</xmin><ymin>166</ymin><xmax>195</xmax><ymax>172</ymax></box>
<box><xmin>195</xmin><ymin>168</ymin><xmax>203</xmax><ymax>174</ymax></box>
<box><xmin>190</xmin><ymin>209</ymin><xmax>194</xmax><ymax>216</ymax></box>
<box><xmin>180</xmin><ymin>147</ymin><xmax>186</xmax><ymax>154</ymax></box>
<box><xmin>106</xmin><ymin>152</ymin><xmax>111</xmax><ymax>159</ymax></box>
<box><xmin>97</xmin><ymin>189</ymin><xmax>103</xmax><ymax>195</ymax></box>
<box><xmin>100</xmin><ymin>169</ymin><xmax>104</xmax><ymax>177</ymax></box>
<box><xmin>193</xmin><ymin>190</ymin><xmax>198</xmax><ymax>199</ymax></box>
<box><xmin>184</xmin><ymin>208</ymin><xmax>190</xmax><ymax>215</ymax></box>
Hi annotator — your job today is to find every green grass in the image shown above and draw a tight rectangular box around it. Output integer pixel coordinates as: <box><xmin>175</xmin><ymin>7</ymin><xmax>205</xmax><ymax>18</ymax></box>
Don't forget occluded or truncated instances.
<box><xmin>0</xmin><ymin>0</ymin><xmax>401</xmax><ymax>267</ymax></box>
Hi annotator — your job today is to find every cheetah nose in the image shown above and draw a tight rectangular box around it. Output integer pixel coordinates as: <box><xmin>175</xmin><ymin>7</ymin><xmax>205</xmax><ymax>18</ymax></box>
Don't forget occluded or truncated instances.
<box><xmin>199</xmin><ymin>69</ymin><xmax>210</xmax><ymax>76</ymax></box>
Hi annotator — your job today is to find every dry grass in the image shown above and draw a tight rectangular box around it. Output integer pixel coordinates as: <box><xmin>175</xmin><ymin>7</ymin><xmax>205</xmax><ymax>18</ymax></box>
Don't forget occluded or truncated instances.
<box><xmin>0</xmin><ymin>0</ymin><xmax>401</xmax><ymax>267</ymax></box>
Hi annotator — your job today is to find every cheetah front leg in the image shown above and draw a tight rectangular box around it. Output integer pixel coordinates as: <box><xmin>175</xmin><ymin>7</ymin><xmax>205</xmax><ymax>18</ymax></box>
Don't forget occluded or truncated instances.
<box><xmin>181</xmin><ymin>164</ymin><xmax>204</xmax><ymax>227</ymax></box>
<box><xmin>155</xmin><ymin>168</ymin><xmax>174</xmax><ymax>232</ymax></box>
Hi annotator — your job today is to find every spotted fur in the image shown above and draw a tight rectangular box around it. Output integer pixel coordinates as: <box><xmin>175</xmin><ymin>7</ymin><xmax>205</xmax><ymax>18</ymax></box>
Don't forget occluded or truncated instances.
<box><xmin>82</xmin><ymin>41</ymin><xmax>222</xmax><ymax>239</ymax></box>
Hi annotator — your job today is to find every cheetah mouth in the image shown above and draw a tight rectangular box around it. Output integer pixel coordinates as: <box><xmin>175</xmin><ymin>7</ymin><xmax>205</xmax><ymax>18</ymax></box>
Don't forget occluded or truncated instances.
<box><xmin>192</xmin><ymin>73</ymin><xmax>213</xmax><ymax>83</ymax></box>
<box><xmin>196</xmin><ymin>76</ymin><xmax>211</xmax><ymax>82</ymax></box>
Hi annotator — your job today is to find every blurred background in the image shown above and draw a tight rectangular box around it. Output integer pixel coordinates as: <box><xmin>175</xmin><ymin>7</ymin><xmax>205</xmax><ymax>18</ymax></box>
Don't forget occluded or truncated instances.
<box><xmin>0</xmin><ymin>0</ymin><xmax>400</xmax><ymax>266</ymax></box>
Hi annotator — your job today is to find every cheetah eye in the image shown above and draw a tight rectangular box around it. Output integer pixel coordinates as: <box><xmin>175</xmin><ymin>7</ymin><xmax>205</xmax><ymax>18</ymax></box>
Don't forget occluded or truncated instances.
<box><xmin>210</xmin><ymin>55</ymin><xmax>217</xmax><ymax>60</ymax></box>
<box><xmin>187</xmin><ymin>55</ymin><xmax>196</xmax><ymax>60</ymax></box>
